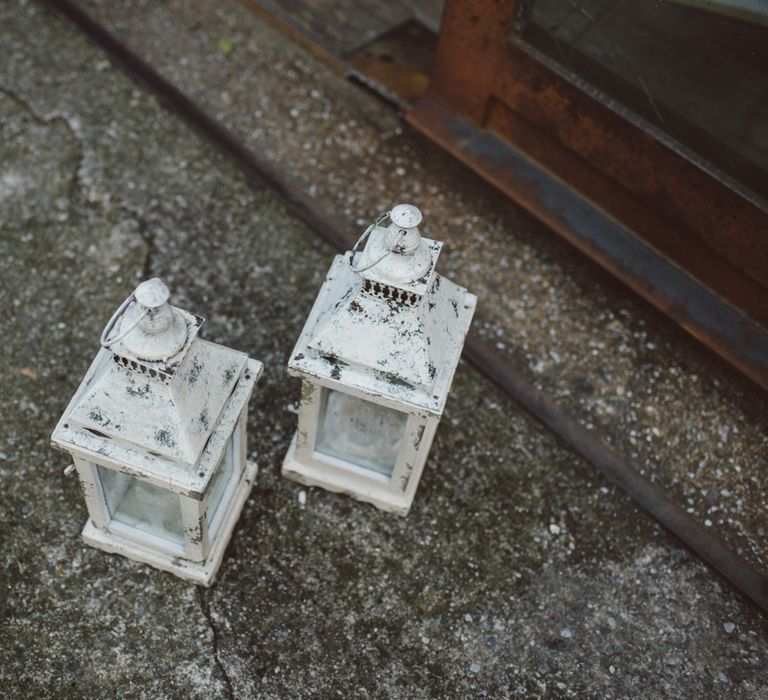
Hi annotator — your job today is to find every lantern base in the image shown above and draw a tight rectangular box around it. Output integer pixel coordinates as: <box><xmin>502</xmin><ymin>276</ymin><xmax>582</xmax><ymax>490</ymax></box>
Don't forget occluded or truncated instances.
<box><xmin>281</xmin><ymin>433</ymin><xmax>413</xmax><ymax>516</ymax></box>
<box><xmin>81</xmin><ymin>459</ymin><xmax>258</xmax><ymax>586</ymax></box>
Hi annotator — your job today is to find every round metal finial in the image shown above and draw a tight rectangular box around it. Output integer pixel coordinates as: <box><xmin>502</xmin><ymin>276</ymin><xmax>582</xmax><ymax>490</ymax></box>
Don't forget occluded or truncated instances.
<box><xmin>134</xmin><ymin>278</ymin><xmax>170</xmax><ymax>309</ymax></box>
<box><xmin>349</xmin><ymin>206</ymin><xmax>431</xmax><ymax>283</ymax></box>
<box><xmin>390</xmin><ymin>204</ymin><xmax>422</xmax><ymax>229</ymax></box>
<box><xmin>100</xmin><ymin>278</ymin><xmax>187</xmax><ymax>360</ymax></box>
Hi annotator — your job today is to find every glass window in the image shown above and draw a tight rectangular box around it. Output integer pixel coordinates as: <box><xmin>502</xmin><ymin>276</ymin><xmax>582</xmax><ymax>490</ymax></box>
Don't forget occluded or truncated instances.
<box><xmin>206</xmin><ymin>435</ymin><xmax>236</xmax><ymax>537</ymax></box>
<box><xmin>97</xmin><ymin>466</ymin><xmax>184</xmax><ymax>545</ymax></box>
<box><xmin>315</xmin><ymin>389</ymin><xmax>408</xmax><ymax>477</ymax></box>
<box><xmin>520</xmin><ymin>0</ymin><xmax>768</xmax><ymax>198</ymax></box>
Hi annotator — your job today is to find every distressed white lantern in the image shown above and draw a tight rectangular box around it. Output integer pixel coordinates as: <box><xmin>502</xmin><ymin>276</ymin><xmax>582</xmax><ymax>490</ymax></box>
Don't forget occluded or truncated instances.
<box><xmin>282</xmin><ymin>204</ymin><xmax>476</xmax><ymax>515</ymax></box>
<box><xmin>51</xmin><ymin>279</ymin><xmax>263</xmax><ymax>585</ymax></box>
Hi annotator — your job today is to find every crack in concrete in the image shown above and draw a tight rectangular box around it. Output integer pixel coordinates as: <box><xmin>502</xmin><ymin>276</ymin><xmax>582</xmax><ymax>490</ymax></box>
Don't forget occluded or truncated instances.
<box><xmin>0</xmin><ymin>85</ymin><xmax>86</xmax><ymax>206</ymax></box>
<box><xmin>137</xmin><ymin>218</ymin><xmax>156</xmax><ymax>279</ymax></box>
<box><xmin>1</xmin><ymin>83</ymin><xmax>158</xmax><ymax>279</ymax></box>
<box><xmin>197</xmin><ymin>587</ymin><xmax>236</xmax><ymax>700</ymax></box>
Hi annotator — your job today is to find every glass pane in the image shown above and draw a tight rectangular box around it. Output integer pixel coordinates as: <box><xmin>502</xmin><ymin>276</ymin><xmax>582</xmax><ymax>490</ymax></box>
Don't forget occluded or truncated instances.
<box><xmin>206</xmin><ymin>435</ymin><xmax>236</xmax><ymax>535</ymax></box>
<box><xmin>521</xmin><ymin>0</ymin><xmax>768</xmax><ymax>198</ymax></box>
<box><xmin>316</xmin><ymin>389</ymin><xmax>408</xmax><ymax>477</ymax></box>
<box><xmin>97</xmin><ymin>465</ymin><xmax>184</xmax><ymax>545</ymax></box>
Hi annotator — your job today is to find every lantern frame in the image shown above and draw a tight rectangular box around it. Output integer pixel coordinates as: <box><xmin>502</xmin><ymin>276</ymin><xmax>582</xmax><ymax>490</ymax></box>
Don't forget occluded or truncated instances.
<box><xmin>52</xmin><ymin>285</ymin><xmax>263</xmax><ymax>586</ymax></box>
<box><xmin>283</xmin><ymin>379</ymin><xmax>441</xmax><ymax>515</ymax></box>
<box><xmin>282</xmin><ymin>215</ymin><xmax>476</xmax><ymax>515</ymax></box>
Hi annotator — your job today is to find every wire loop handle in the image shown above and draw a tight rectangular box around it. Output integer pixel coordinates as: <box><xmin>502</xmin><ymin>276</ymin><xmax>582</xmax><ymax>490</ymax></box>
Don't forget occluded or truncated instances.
<box><xmin>348</xmin><ymin>210</ymin><xmax>405</xmax><ymax>274</ymax></box>
<box><xmin>99</xmin><ymin>294</ymin><xmax>147</xmax><ymax>349</ymax></box>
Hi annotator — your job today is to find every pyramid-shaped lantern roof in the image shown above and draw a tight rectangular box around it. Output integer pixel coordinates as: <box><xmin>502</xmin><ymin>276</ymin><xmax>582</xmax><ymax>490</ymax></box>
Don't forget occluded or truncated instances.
<box><xmin>288</xmin><ymin>206</ymin><xmax>476</xmax><ymax>416</ymax></box>
<box><xmin>51</xmin><ymin>279</ymin><xmax>261</xmax><ymax>497</ymax></box>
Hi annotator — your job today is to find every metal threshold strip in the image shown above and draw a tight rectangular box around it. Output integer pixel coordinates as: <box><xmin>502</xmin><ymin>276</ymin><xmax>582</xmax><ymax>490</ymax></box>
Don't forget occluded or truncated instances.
<box><xmin>40</xmin><ymin>0</ymin><xmax>768</xmax><ymax>613</ymax></box>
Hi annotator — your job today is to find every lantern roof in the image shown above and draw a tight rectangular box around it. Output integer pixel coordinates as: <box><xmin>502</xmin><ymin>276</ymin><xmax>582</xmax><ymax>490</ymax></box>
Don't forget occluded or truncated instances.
<box><xmin>288</xmin><ymin>253</ymin><xmax>476</xmax><ymax>416</ymax></box>
<box><xmin>52</xmin><ymin>282</ymin><xmax>262</xmax><ymax>497</ymax></box>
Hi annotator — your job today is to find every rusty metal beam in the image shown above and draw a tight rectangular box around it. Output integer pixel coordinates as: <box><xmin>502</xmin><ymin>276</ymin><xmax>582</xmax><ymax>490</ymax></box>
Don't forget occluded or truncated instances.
<box><xmin>407</xmin><ymin>0</ymin><xmax>768</xmax><ymax>392</ymax></box>
<box><xmin>408</xmin><ymin>96</ymin><xmax>768</xmax><ymax>392</ymax></box>
<box><xmin>239</xmin><ymin>0</ymin><xmax>768</xmax><ymax>394</ymax></box>
<box><xmin>426</xmin><ymin>0</ymin><xmax>768</xmax><ymax>289</ymax></box>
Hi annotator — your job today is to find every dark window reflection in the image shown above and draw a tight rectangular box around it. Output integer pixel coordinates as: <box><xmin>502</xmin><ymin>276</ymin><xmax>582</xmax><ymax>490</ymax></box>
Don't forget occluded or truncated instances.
<box><xmin>516</xmin><ymin>0</ymin><xmax>768</xmax><ymax>201</ymax></box>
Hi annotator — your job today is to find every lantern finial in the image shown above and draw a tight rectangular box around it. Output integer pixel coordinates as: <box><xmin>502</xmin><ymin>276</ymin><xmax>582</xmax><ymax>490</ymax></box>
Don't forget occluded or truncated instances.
<box><xmin>354</xmin><ymin>204</ymin><xmax>435</xmax><ymax>287</ymax></box>
<box><xmin>122</xmin><ymin>278</ymin><xmax>187</xmax><ymax>361</ymax></box>
<box><xmin>100</xmin><ymin>278</ymin><xmax>191</xmax><ymax>362</ymax></box>
<box><xmin>134</xmin><ymin>277</ymin><xmax>170</xmax><ymax>309</ymax></box>
<box><xmin>386</xmin><ymin>203</ymin><xmax>423</xmax><ymax>256</ymax></box>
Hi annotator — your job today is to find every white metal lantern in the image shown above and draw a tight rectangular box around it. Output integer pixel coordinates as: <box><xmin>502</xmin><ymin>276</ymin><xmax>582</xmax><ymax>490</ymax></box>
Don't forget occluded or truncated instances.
<box><xmin>51</xmin><ymin>279</ymin><xmax>263</xmax><ymax>585</ymax></box>
<box><xmin>282</xmin><ymin>204</ymin><xmax>476</xmax><ymax>515</ymax></box>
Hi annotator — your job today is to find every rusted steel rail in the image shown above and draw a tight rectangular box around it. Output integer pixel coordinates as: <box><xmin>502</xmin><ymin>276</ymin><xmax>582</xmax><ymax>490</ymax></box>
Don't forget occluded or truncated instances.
<box><xmin>409</xmin><ymin>0</ymin><xmax>768</xmax><ymax>391</ymax></box>
<box><xmin>408</xmin><ymin>97</ymin><xmax>768</xmax><ymax>392</ymax></box>
<box><xmin>237</xmin><ymin>0</ymin><xmax>768</xmax><ymax>393</ymax></box>
<box><xmin>40</xmin><ymin>0</ymin><xmax>768</xmax><ymax>613</ymax></box>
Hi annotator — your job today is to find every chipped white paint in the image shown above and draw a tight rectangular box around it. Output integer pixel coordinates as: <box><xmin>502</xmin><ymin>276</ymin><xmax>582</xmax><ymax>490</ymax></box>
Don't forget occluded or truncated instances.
<box><xmin>282</xmin><ymin>205</ymin><xmax>476</xmax><ymax>515</ymax></box>
<box><xmin>51</xmin><ymin>279</ymin><xmax>263</xmax><ymax>586</ymax></box>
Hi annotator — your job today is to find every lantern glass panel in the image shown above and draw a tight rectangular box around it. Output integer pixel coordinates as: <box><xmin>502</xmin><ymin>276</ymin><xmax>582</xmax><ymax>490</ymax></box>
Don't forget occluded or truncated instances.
<box><xmin>206</xmin><ymin>433</ymin><xmax>237</xmax><ymax>537</ymax></box>
<box><xmin>97</xmin><ymin>465</ymin><xmax>184</xmax><ymax>544</ymax></box>
<box><xmin>315</xmin><ymin>388</ymin><xmax>407</xmax><ymax>477</ymax></box>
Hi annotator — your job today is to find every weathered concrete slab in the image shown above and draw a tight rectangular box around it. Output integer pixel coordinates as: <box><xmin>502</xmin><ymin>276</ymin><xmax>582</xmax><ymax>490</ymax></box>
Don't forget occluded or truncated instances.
<box><xmin>0</xmin><ymin>1</ymin><xmax>766</xmax><ymax>698</ymax></box>
<box><xmin>68</xmin><ymin>0</ymin><xmax>768</xmax><ymax>572</ymax></box>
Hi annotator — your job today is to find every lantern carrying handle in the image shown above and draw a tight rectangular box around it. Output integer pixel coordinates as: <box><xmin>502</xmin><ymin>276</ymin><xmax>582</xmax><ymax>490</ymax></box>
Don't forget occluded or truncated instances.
<box><xmin>348</xmin><ymin>210</ymin><xmax>405</xmax><ymax>274</ymax></box>
<box><xmin>99</xmin><ymin>294</ymin><xmax>148</xmax><ymax>349</ymax></box>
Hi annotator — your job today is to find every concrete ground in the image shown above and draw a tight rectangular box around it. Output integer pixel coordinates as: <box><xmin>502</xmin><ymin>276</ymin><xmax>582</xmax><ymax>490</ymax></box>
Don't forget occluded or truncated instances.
<box><xmin>0</xmin><ymin>1</ymin><xmax>766</xmax><ymax>698</ymax></box>
<box><xmin>74</xmin><ymin>0</ymin><xmax>768</xmax><ymax>572</ymax></box>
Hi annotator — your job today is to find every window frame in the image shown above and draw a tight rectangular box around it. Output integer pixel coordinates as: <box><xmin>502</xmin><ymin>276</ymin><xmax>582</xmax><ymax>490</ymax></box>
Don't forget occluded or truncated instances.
<box><xmin>203</xmin><ymin>420</ymin><xmax>243</xmax><ymax>543</ymax></box>
<box><xmin>314</xmin><ymin>386</ymin><xmax>409</xmax><ymax>479</ymax></box>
